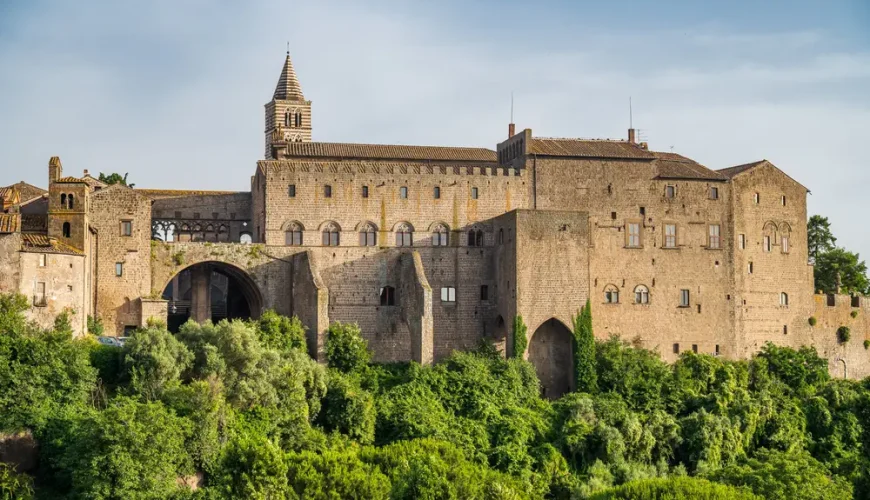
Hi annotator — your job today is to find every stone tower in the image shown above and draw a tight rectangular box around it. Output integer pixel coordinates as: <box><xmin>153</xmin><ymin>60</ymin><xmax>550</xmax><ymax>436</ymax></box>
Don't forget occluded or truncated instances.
<box><xmin>265</xmin><ymin>51</ymin><xmax>312</xmax><ymax>158</ymax></box>
<box><xmin>46</xmin><ymin>156</ymin><xmax>89</xmax><ymax>251</ymax></box>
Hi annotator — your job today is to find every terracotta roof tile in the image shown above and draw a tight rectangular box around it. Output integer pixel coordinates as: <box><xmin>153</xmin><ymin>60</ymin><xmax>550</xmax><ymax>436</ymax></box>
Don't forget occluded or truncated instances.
<box><xmin>717</xmin><ymin>160</ymin><xmax>767</xmax><ymax>179</ymax></box>
<box><xmin>55</xmin><ymin>176</ymin><xmax>86</xmax><ymax>184</ymax></box>
<box><xmin>136</xmin><ymin>189</ymin><xmax>245</xmax><ymax>199</ymax></box>
<box><xmin>21</xmin><ymin>234</ymin><xmax>84</xmax><ymax>255</ymax></box>
<box><xmin>652</xmin><ymin>152</ymin><xmax>726</xmax><ymax>181</ymax></box>
<box><xmin>527</xmin><ymin>138</ymin><xmax>655</xmax><ymax>159</ymax></box>
<box><xmin>281</xmin><ymin>142</ymin><xmax>497</xmax><ymax>163</ymax></box>
<box><xmin>0</xmin><ymin>213</ymin><xmax>20</xmax><ymax>233</ymax></box>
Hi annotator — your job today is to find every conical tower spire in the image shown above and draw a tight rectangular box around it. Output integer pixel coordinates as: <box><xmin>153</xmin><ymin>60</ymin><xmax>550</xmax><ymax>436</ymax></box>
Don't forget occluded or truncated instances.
<box><xmin>273</xmin><ymin>50</ymin><xmax>304</xmax><ymax>101</ymax></box>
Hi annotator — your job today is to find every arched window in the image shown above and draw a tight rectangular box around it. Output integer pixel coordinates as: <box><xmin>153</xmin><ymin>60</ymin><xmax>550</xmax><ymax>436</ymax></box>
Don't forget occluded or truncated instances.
<box><xmin>762</xmin><ymin>221</ymin><xmax>777</xmax><ymax>252</ymax></box>
<box><xmin>634</xmin><ymin>285</ymin><xmax>650</xmax><ymax>304</ymax></box>
<box><xmin>468</xmin><ymin>229</ymin><xmax>483</xmax><ymax>247</ymax></box>
<box><xmin>498</xmin><ymin>228</ymin><xmax>504</xmax><ymax>244</ymax></box>
<box><xmin>359</xmin><ymin>222</ymin><xmax>377</xmax><ymax>247</ymax></box>
<box><xmin>239</xmin><ymin>232</ymin><xmax>253</xmax><ymax>244</ymax></box>
<box><xmin>67</xmin><ymin>194</ymin><xmax>74</xmax><ymax>209</ymax></box>
<box><xmin>295</xmin><ymin>112</ymin><xmax>302</xmax><ymax>128</ymax></box>
<box><xmin>60</xmin><ymin>193</ymin><xmax>66</xmax><ymax>207</ymax></box>
<box><xmin>322</xmin><ymin>222</ymin><xmax>340</xmax><ymax>246</ymax></box>
<box><xmin>285</xmin><ymin>108</ymin><xmax>295</xmax><ymax>128</ymax></box>
<box><xmin>780</xmin><ymin>292</ymin><xmax>789</xmax><ymax>306</ymax></box>
<box><xmin>431</xmin><ymin>223</ymin><xmax>449</xmax><ymax>247</ymax></box>
<box><xmin>285</xmin><ymin>222</ymin><xmax>303</xmax><ymax>246</ymax></box>
<box><xmin>396</xmin><ymin>222</ymin><xmax>413</xmax><ymax>247</ymax></box>
<box><xmin>604</xmin><ymin>284</ymin><xmax>619</xmax><ymax>304</ymax></box>
<box><xmin>62</xmin><ymin>222</ymin><xmax>71</xmax><ymax>238</ymax></box>
<box><xmin>779</xmin><ymin>223</ymin><xmax>791</xmax><ymax>254</ymax></box>
<box><xmin>380</xmin><ymin>286</ymin><xmax>395</xmax><ymax>306</ymax></box>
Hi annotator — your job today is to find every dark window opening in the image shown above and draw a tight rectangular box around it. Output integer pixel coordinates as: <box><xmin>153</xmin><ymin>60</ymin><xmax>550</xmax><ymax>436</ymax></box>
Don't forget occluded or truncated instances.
<box><xmin>471</xmin><ymin>187</ymin><xmax>479</xmax><ymax>199</ymax></box>
<box><xmin>468</xmin><ymin>229</ymin><xmax>483</xmax><ymax>247</ymax></box>
<box><xmin>62</xmin><ymin>222</ymin><xmax>71</xmax><ymax>238</ymax></box>
<box><xmin>673</xmin><ymin>343</ymin><xmax>680</xmax><ymax>354</ymax></box>
<box><xmin>362</xmin><ymin>186</ymin><xmax>369</xmax><ymax>198</ymax></box>
<box><xmin>480</xmin><ymin>285</ymin><xmax>489</xmax><ymax>301</ymax></box>
<box><xmin>400</xmin><ymin>186</ymin><xmax>408</xmax><ymax>199</ymax></box>
<box><xmin>851</xmin><ymin>296</ymin><xmax>861</xmax><ymax>308</ymax></box>
<box><xmin>380</xmin><ymin>286</ymin><xmax>395</xmax><ymax>306</ymax></box>
<box><xmin>640</xmin><ymin>206</ymin><xmax>646</xmax><ymax>216</ymax></box>
<box><xmin>783</xmin><ymin>325</ymin><xmax>788</xmax><ymax>335</ymax></box>
<box><xmin>697</xmin><ymin>304</ymin><xmax>702</xmax><ymax>314</ymax></box>
<box><xmin>434</xmin><ymin>186</ymin><xmax>441</xmax><ymax>199</ymax></box>
<box><xmin>324</xmin><ymin>185</ymin><xmax>332</xmax><ymax>198</ymax></box>
<box><xmin>289</xmin><ymin>184</ymin><xmax>296</xmax><ymax>197</ymax></box>
<box><xmin>692</xmin><ymin>344</ymin><xmax>698</xmax><ymax>353</ymax></box>
<box><xmin>827</xmin><ymin>294</ymin><xmax>836</xmax><ymax>307</ymax></box>
<box><xmin>715</xmin><ymin>344</ymin><xmax>720</xmax><ymax>355</ymax></box>
<box><xmin>611</xmin><ymin>211</ymin><xmax>617</xmax><ymax>220</ymax></box>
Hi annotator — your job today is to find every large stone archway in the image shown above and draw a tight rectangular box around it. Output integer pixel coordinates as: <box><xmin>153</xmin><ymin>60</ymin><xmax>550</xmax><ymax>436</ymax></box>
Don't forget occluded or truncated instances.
<box><xmin>528</xmin><ymin>318</ymin><xmax>574</xmax><ymax>399</ymax></box>
<box><xmin>161</xmin><ymin>261</ymin><xmax>264</xmax><ymax>332</ymax></box>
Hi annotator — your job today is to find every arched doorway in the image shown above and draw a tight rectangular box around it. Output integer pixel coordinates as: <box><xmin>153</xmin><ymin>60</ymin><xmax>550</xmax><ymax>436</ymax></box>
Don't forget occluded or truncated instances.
<box><xmin>528</xmin><ymin>318</ymin><xmax>574</xmax><ymax>399</ymax></box>
<box><xmin>161</xmin><ymin>261</ymin><xmax>263</xmax><ymax>332</ymax></box>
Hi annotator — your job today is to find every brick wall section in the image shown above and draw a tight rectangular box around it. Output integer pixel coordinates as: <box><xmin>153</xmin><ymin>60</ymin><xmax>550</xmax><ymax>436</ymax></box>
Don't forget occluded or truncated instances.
<box><xmin>150</xmin><ymin>193</ymin><xmax>253</xmax><ymax>243</ymax></box>
<box><xmin>140</xmin><ymin>298</ymin><xmax>169</xmax><ymax>327</ymax></box>
<box><xmin>18</xmin><ymin>252</ymin><xmax>87</xmax><ymax>335</ymax></box>
<box><xmin>400</xmin><ymin>251</ymin><xmax>434</xmax><ymax>364</ymax></box>
<box><xmin>89</xmin><ymin>185</ymin><xmax>152</xmax><ymax>333</ymax></box>
<box><xmin>290</xmin><ymin>250</ymin><xmax>329</xmax><ymax>360</ymax></box>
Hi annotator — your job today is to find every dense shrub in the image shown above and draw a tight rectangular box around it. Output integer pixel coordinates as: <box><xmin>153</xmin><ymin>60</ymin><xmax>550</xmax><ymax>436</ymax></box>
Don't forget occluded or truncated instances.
<box><xmin>256</xmin><ymin>309</ymin><xmax>306</xmax><ymax>353</ymax></box>
<box><xmin>0</xmin><ymin>462</ymin><xmax>33</xmax><ymax>500</ymax></box>
<box><xmin>511</xmin><ymin>315</ymin><xmax>528</xmax><ymax>359</ymax></box>
<box><xmin>324</xmin><ymin>322</ymin><xmax>371</xmax><ymax>374</ymax></box>
<box><xmin>123</xmin><ymin>325</ymin><xmax>193</xmax><ymax>400</ymax></box>
<box><xmin>838</xmin><ymin>326</ymin><xmax>851</xmax><ymax>343</ymax></box>
<box><xmin>589</xmin><ymin>476</ymin><xmax>760</xmax><ymax>499</ymax></box>
<box><xmin>318</xmin><ymin>371</ymin><xmax>376</xmax><ymax>444</ymax></box>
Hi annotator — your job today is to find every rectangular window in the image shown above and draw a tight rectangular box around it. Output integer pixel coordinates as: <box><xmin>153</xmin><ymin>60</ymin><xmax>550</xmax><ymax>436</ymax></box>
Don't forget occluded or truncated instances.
<box><xmin>709</xmin><ymin>186</ymin><xmax>719</xmax><ymax>200</ymax></box>
<box><xmin>673</xmin><ymin>343</ymin><xmax>680</xmax><ymax>354</ymax></box>
<box><xmin>362</xmin><ymin>185</ymin><xmax>369</xmax><ymax>198</ymax></box>
<box><xmin>783</xmin><ymin>325</ymin><xmax>788</xmax><ymax>335</ymax></box>
<box><xmin>715</xmin><ymin>344</ymin><xmax>720</xmax><ymax>355</ymax></box>
<box><xmin>440</xmin><ymin>287</ymin><xmax>456</xmax><ymax>303</ymax></box>
<box><xmin>665</xmin><ymin>185</ymin><xmax>676</xmax><ymax>198</ymax></box>
<box><xmin>748</xmin><ymin>262</ymin><xmax>754</xmax><ymax>274</ymax></box>
<box><xmin>680</xmin><ymin>289</ymin><xmax>690</xmax><ymax>307</ymax></box>
<box><xmin>664</xmin><ymin>224</ymin><xmax>676</xmax><ymax>248</ymax></box>
<box><xmin>288</xmin><ymin>184</ymin><xmax>296</xmax><ymax>197</ymax></box>
<box><xmin>400</xmin><ymin>186</ymin><xmax>408</xmax><ymax>199</ymax></box>
<box><xmin>39</xmin><ymin>254</ymin><xmax>46</xmax><ymax>267</ymax></box>
<box><xmin>781</xmin><ymin>236</ymin><xmax>789</xmax><ymax>253</ymax></box>
<box><xmin>739</xmin><ymin>234</ymin><xmax>745</xmax><ymax>249</ymax></box>
<box><xmin>471</xmin><ymin>187</ymin><xmax>479</xmax><ymax>199</ymax></box>
<box><xmin>640</xmin><ymin>206</ymin><xmax>646</xmax><ymax>216</ymax></box>
<box><xmin>753</xmin><ymin>192</ymin><xmax>760</xmax><ymax>204</ymax></box>
<box><xmin>34</xmin><ymin>282</ymin><xmax>46</xmax><ymax>307</ymax></box>
<box><xmin>121</xmin><ymin>220</ymin><xmax>132</xmax><ymax>237</ymax></box>
<box><xmin>827</xmin><ymin>294</ymin><xmax>836</xmax><ymax>307</ymax></box>
<box><xmin>324</xmin><ymin>185</ymin><xmax>332</xmax><ymax>198</ymax></box>
<box><xmin>708</xmin><ymin>224</ymin><xmax>720</xmax><ymax>249</ymax></box>
<box><xmin>115</xmin><ymin>262</ymin><xmax>123</xmax><ymax>277</ymax></box>
<box><xmin>781</xmin><ymin>195</ymin><xmax>786</xmax><ymax>206</ymax></box>
<box><xmin>480</xmin><ymin>285</ymin><xmax>489</xmax><ymax>301</ymax></box>
<box><xmin>434</xmin><ymin>186</ymin><xmax>441</xmax><ymax>199</ymax></box>
<box><xmin>379</xmin><ymin>287</ymin><xmax>395</xmax><ymax>306</ymax></box>
<box><xmin>692</xmin><ymin>344</ymin><xmax>698</xmax><ymax>353</ymax></box>
<box><xmin>763</xmin><ymin>236</ymin><xmax>771</xmax><ymax>252</ymax></box>
<box><xmin>627</xmin><ymin>222</ymin><xmax>641</xmax><ymax>247</ymax></box>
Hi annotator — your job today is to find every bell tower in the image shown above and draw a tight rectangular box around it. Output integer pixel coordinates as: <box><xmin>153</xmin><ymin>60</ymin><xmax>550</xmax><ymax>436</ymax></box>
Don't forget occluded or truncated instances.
<box><xmin>265</xmin><ymin>50</ymin><xmax>312</xmax><ymax>158</ymax></box>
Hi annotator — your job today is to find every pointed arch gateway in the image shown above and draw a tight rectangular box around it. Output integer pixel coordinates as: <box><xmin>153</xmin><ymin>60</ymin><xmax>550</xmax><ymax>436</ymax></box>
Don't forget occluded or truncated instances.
<box><xmin>528</xmin><ymin>318</ymin><xmax>574</xmax><ymax>399</ymax></box>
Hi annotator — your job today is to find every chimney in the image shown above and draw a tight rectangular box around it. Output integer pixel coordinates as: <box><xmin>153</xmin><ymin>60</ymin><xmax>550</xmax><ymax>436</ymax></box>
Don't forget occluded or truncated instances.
<box><xmin>508</xmin><ymin>123</ymin><xmax>516</xmax><ymax>138</ymax></box>
<box><xmin>48</xmin><ymin>156</ymin><xmax>62</xmax><ymax>183</ymax></box>
<box><xmin>627</xmin><ymin>128</ymin><xmax>636</xmax><ymax>144</ymax></box>
<box><xmin>83</xmin><ymin>169</ymin><xmax>89</xmax><ymax>176</ymax></box>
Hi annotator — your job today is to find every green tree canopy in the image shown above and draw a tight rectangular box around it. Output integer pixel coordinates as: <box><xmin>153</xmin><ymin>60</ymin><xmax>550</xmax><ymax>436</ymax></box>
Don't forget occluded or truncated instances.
<box><xmin>807</xmin><ymin>215</ymin><xmax>837</xmax><ymax>264</ymax></box>
<box><xmin>97</xmin><ymin>172</ymin><xmax>134</xmax><ymax>187</ymax></box>
<box><xmin>814</xmin><ymin>247</ymin><xmax>869</xmax><ymax>295</ymax></box>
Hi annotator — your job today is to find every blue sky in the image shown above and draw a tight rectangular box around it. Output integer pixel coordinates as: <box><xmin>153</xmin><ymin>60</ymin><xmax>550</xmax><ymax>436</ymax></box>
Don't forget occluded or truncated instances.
<box><xmin>1</xmin><ymin>0</ymin><xmax>868</xmax><ymax>257</ymax></box>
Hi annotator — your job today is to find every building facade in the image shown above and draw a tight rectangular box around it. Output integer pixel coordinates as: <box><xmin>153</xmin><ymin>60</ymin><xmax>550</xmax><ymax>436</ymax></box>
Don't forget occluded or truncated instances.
<box><xmin>1</xmin><ymin>52</ymin><xmax>868</xmax><ymax>396</ymax></box>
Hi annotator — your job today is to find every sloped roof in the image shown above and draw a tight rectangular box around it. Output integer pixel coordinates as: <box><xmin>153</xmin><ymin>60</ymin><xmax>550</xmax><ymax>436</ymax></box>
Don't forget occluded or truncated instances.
<box><xmin>136</xmin><ymin>189</ymin><xmax>244</xmax><ymax>199</ymax></box>
<box><xmin>717</xmin><ymin>160</ymin><xmax>767</xmax><ymax>179</ymax></box>
<box><xmin>0</xmin><ymin>213</ymin><xmax>20</xmax><ymax>233</ymax></box>
<box><xmin>280</xmin><ymin>142</ymin><xmax>498</xmax><ymax>163</ymax></box>
<box><xmin>21</xmin><ymin>234</ymin><xmax>84</xmax><ymax>255</ymax></box>
<box><xmin>652</xmin><ymin>152</ymin><xmax>726</xmax><ymax>181</ymax></box>
<box><xmin>273</xmin><ymin>52</ymin><xmax>305</xmax><ymax>101</ymax></box>
<box><xmin>717</xmin><ymin>159</ymin><xmax>809</xmax><ymax>192</ymax></box>
<box><xmin>527</xmin><ymin>138</ymin><xmax>655</xmax><ymax>159</ymax></box>
<box><xmin>10</xmin><ymin>181</ymin><xmax>47</xmax><ymax>202</ymax></box>
<box><xmin>0</xmin><ymin>187</ymin><xmax>20</xmax><ymax>209</ymax></box>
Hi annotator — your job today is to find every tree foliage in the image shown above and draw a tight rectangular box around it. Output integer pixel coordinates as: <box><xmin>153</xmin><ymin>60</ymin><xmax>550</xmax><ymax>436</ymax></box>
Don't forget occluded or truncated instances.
<box><xmin>814</xmin><ymin>248</ymin><xmax>869</xmax><ymax>296</ymax></box>
<box><xmin>807</xmin><ymin>215</ymin><xmax>837</xmax><ymax>264</ymax></box>
<box><xmin>573</xmin><ymin>300</ymin><xmax>598</xmax><ymax>394</ymax></box>
<box><xmin>324</xmin><ymin>321</ymin><xmax>371</xmax><ymax>374</ymax></box>
<box><xmin>97</xmin><ymin>172</ymin><xmax>134</xmax><ymax>187</ymax></box>
<box><xmin>511</xmin><ymin>315</ymin><xmax>528</xmax><ymax>359</ymax></box>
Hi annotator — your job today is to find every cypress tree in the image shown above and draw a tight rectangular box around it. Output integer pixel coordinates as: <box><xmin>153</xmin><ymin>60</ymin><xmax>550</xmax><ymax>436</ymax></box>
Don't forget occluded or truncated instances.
<box><xmin>572</xmin><ymin>299</ymin><xmax>598</xmax><ymax>393</ymax></box>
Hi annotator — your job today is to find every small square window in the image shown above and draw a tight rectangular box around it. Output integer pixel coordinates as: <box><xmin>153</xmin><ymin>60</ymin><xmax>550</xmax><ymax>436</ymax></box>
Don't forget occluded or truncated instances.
<box><xmin>471</xmin><ymin>187</ymin><xmax>479</xmax><ymax>199</ymax></box>
<box><xmin>324</xmin><ymin>185</ymin><xmax>332</xmax><ymax>198</ymax></box>
<box><xmin>400</xmin><ymin>186</ymin><xmax>408</xmax><ymax>199</ymax></box>
<box><xmin>115</xmin><ymin>262</ymin><xmax>124</xmax><ymax>277</ymax></box>
<box><xmin>480</xmin><ymin>285</ymin><xmax>489</xmax><ymax>301</ymax></box>
<box><xmin>362</xmin><ymin>186</ymin><xmax>369</xmax><ymax>198</ymax></box>
<box><xmin>440</xmin><ymin>287</ymin><xmax>456</xmax><ymax>303</ymax></box>
<box><xmin>289</xmin><ymin>184</ymin><xmax>296</xmax><ymax>197</ymax></box>
<box><xmin>640</xmin><ymin>206</ymin><xmax>646</xmax><ymax>216</ymax></box>
<box><xmin>665</xmin><ymin>185</ymin><xmax>676</xmax><ymax>198</ymax></box>
<box><xmin>692</xmin><ymin>344</ymin><xmax>698</xmax><ymax>353</ymax></box>
<box><xmin>611</xmin><ymin>212</ymin><xmax>617</xmax><ymax>220</ymax></box>
<box><xmin>434</xmin><ymin>186</ymin><xmax>441</xmax><ymax>199</ymax></box>
<box><xmin>680</xmin><ymin>289</ymin><xmax>690</xmax><ymax>307</ymax></box>
<box><xmin>120</xmin><ymin>220</ymin><xmax>132</xmax><ymax>237</ymax></box>
<box><xmin>709</xmin><ymin>187</ymin><xmax>719</xmax><ymax>200</ymax></box>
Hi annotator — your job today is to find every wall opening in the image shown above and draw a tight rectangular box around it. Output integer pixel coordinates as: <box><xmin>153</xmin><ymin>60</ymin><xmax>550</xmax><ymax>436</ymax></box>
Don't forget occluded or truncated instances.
<box><xmin>527</xmin><ymin>318</ymin><xmax>573</xmax><ymax>400</ymax></box>
<box><xmin>161</xmin><ymin>261</ymin><xmax>263</xmax><ymax>332</ymax></box>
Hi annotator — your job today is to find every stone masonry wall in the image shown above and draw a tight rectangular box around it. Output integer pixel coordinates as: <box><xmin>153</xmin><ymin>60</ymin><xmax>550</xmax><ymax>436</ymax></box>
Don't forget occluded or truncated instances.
<box><xmin>18</xmin><ymin>251</ymin><xmax>87</xmax><ymax>335</ymax></box>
